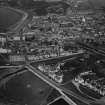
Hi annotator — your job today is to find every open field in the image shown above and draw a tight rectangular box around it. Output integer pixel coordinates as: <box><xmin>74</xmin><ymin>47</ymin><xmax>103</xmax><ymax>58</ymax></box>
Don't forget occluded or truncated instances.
<box><xmin>0</xmin><ymin>7</ymin><xmax>22</xmax><ymax>32</ymax></box>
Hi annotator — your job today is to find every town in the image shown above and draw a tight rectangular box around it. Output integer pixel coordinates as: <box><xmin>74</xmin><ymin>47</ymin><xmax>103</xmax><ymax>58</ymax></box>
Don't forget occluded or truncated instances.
<box><xmin>0</xmin><ymin>0</ymin><xmax>105</xmax><ymax>105</ymax></box>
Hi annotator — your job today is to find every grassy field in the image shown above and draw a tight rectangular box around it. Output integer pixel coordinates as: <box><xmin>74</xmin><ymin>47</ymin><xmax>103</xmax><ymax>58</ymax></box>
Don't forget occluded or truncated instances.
<box><xmin>0</xmin><ymin>70</ymin><xmax>52</xmax><ymax>105</ymax></box>
<box><xmin>0</xmin><ymin>7</ymin><xmax>23</xmax><ymax>32</ymax></box>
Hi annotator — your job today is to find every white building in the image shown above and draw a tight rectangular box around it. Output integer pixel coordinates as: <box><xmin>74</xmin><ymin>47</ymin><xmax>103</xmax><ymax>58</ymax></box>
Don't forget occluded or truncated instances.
<box><xmin>9</xmin><ymin>55</ymin><xmax>25</xmax><ymax>62</ymax></box>
<box><xmin>0</xmin><ymin>48</ymin><xmax>11</xmax><ymax>53</ymax></box>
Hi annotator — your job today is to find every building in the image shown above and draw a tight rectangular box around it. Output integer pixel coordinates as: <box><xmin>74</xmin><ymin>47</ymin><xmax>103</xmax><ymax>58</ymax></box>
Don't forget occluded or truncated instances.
<box><xmin>9</xmin><ymin>55</ymin><xmax>25</xmax><ymax>63</ymax></box>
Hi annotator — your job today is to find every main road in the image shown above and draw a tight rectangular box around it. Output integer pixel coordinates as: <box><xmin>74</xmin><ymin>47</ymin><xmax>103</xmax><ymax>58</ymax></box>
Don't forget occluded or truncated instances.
<box><xmin>26</xmin><ymin>62</ymin><xmax>97</xmax><ymax>105</ymax></box>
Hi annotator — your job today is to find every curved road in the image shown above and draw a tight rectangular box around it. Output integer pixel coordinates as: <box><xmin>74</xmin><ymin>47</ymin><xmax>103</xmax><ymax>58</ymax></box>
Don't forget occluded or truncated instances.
<box><xmin>5</xmin><ymin>7</ymin><xmax>32</xmax><ymax>36</ymax></box>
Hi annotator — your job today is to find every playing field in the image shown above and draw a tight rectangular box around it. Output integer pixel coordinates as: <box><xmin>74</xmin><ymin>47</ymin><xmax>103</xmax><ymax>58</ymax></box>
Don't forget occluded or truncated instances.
<box><xmin>0</xmin><ymin>7</ymin><xmax>23</xmax><ymax>32</ymax></box>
